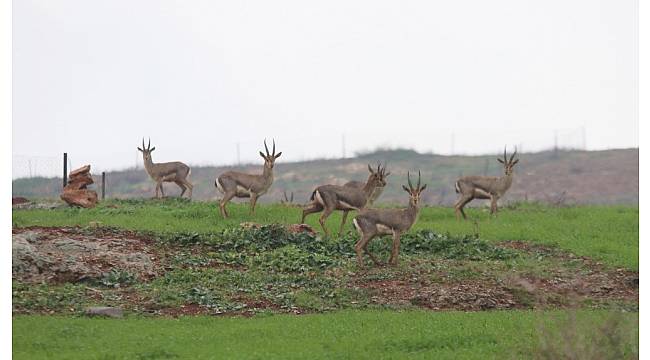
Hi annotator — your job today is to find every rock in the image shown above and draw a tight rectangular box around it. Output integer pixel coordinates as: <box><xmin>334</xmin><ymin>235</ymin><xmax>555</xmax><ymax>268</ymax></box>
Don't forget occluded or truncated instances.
<box><xmin>84</xmin><ymin>307</ymin><xmax>123</xmax><ymax>318</ymax></box>
<box><xmin>61</xmin><ymin>189</ymin><xmax>98</xmax><ymax>208</ymax></box>
<box><xmin>61</xmin><ymin>165</ymin><xmax>98</xmax><ymax>208</ymax></box>
<box><xmin>12</xmin><ymin>197</ymin><xmax>29</xmax><ymax>205</ymax></box>
<box><xmin>12</xmin><ymin>232</ymin><xmax>52</xmax><ymax>276</ymax></box>
<box><xmin>12</xmin><ymin>229</ymin><xmax>155</xmax><ymax>284</ymax></box>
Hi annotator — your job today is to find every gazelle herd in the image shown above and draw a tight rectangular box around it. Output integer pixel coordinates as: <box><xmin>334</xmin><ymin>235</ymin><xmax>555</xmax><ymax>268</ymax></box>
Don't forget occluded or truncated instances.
<box><xmin>138</xmin><ymin>138</ymin><xmax>520</xmax><ymax>267</ymax></box>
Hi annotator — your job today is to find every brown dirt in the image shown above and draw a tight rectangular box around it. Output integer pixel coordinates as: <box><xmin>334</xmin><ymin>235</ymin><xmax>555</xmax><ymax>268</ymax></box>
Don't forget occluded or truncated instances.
<box><xmin>12</xmin><ymin>227</ymin><xmax>639</xmax><ymax>316</ymax></box>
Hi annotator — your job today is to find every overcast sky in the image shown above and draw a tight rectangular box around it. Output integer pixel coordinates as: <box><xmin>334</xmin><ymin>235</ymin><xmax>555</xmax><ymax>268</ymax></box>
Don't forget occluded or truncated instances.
<box><xmin>12</xmin><ymin>0</ymin><xmax>638</xmax><ymax>177</ymax></box>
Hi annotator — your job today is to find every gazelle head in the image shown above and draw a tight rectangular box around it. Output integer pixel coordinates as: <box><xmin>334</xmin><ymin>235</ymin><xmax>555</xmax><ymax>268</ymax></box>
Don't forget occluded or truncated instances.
<box><xmin>497</xmin><ymin>146</ymin><xmax>519</xmax><ymax>175</ymax></box>
<box><xmin>402</xmin><ymin>171</ymin><xmax>427</xmax><ymax>207</ymax></box>
<box><xmin>137</xmin><ymin>138</ymin><xmax>156</xmax><ymax>162</ymax></box>
<box><xmin>367</xmin><ymin>162</ymin><xmax>390</xmax><ymax>188</ymax></box>
<box><xmin>281</xmin><ymin>190</ymin><xmax>294</xmax><ymax>205</ymax></box>
<box><xmin>259</xmin><ymin>139</ymin><xmax>282</xmax><ymax>169</ymax></box>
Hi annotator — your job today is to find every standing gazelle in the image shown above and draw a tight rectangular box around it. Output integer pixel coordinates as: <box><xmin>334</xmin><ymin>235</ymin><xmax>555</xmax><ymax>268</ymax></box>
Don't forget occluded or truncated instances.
<box><xmin>137</xmin><ymin>138</ymin><xmax>193</xmax><ymax>198</ymax></box>
<box><xmin>344</xmin><ymin>162</ymin><xmax>390</xmax><ymax>205</ymax></box>
<box><xmin>215</xmin><ymin>139</ymin><xmax>282</xmax><ymax>218</ymax></box>
<box><xmin>353</xmin><ymin>171</ymin><xmax>427</xmax><ymax>268</ymax></box>
<box><xmin>454</xmin><ymin>147</ymin><xmax>519</xmax><ymax>220</ymax></box>
<box><xmin>300</xmin><ymin>163</ymin><xmax>388</xmax><ymax>237</ymax></box>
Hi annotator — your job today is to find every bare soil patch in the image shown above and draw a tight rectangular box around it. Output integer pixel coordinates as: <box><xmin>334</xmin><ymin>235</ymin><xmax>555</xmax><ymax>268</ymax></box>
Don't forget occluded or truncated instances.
<box><xmin>12</xmin><ymin>227</ymin><xmax>638</xmax><ymax>316</ymax></box>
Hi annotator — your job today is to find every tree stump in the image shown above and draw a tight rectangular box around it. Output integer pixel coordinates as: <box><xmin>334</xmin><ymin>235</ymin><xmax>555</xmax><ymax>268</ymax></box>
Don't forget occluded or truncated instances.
<box><xmin>61</xmin><ymin>165</ymin><xmax>98</xmax><ymax>208</ymax></box>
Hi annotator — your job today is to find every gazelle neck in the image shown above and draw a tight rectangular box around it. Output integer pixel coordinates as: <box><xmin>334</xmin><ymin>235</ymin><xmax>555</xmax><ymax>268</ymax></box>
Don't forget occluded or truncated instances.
<box><xmin>362</xmin><ymin>174</ymin><xmax>376</xmax><ymax>198</ymax></box>
<box><xmin>143</xmin><ymin>155</ymin><xmax>155</xmax><ymax>174</ymax></box>
<box><xmin>262</xmin><ymin>164</ymin><xmax>274</xmax><ymax>183</ymax></box>
<box><xmin>406</xmin><ymin>199</ymin><xmax>421</xmax><ymax>224</ymax></box>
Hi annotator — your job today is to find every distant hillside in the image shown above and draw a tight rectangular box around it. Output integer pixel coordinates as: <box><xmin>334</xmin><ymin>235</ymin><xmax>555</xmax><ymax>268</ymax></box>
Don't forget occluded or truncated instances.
<box><xmin>13</xmin><ymin>148</ymin><xmax>638</xmax><ymax>205</ymax></box>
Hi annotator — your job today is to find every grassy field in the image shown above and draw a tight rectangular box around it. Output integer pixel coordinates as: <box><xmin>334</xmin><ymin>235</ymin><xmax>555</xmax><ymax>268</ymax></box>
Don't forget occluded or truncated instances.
<box><xmin>13</xmin><ymin>310</ymin><xmax>638</xmax><ymax>359</ymax></box>
<box><xmin>12</xmin><ymin>199</ymin><xmax>639</xmax><ymax>269</ymax></box>
<box><xmin>12</xmin><ymin>199</ymin><xmax>638</xmax><ymax>358</ymax></box>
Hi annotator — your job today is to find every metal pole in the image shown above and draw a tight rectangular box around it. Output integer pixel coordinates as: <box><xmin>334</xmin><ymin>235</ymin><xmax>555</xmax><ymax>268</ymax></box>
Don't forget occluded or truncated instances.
<box><xmin>63</xmin><ymin>152</ymin><xmax>68</xmax><ymax>188</ymax></box>
<box><xmin>101</xmin><ymin>172</ymin><xmax>106</xmax><ymax>200</ymax></box>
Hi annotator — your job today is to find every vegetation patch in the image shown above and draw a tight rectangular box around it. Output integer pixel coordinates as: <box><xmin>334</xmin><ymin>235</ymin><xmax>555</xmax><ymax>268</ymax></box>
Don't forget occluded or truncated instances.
<box><xmin>11</xmin><ymin>223</ymin><xmax>637</xmax><ymax>317</ymax></box>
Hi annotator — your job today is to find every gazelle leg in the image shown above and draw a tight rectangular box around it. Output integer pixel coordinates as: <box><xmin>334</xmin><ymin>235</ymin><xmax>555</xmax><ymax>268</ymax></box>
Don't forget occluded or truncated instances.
<box><xmin>455</xmin><ymin>196</ymin><xmax>472</xmax><ymax>220</ymax></box>
<box><xmin>183</xmin><ymin>180</ymin><xmax>193</xmax><ymax>198</ymax></box>
<box><xmin>338</xmin><ymin>211</ymin><xmax>349</xmax><ymax>237</ymax></box>
<box><xmin>354</xmin><ymin>232</ymin><xmax>376</xmax><ymax>268</ymax></box>
<box><xmin>175</xmin><ymin>181</ymin><xmax>186</xmax><ymax>197</ymax></box>
<box><xmin>490</xmin><ymin>196</ymin><xmax>499</xmax><ymax>216</ymax></box>
<box><xmin>219</xmin><ymin>192</ymin><xmax>236</xmax><ymax>218</ymax></box>
<box><xmin>159</xmin><ymin>182</ymin><xmax>166</xmax><ymax>198</ymax></box>
<box><xmin>155</xmin><ymin>181</ymin><xmax>164</xmax><ymax>199</ymax></box>
<box><xmin>362</xmin><ymin>237</ymin><xmax>382</xmax><ymax>266</ymax></box>
<box><xmin>249</xmin><ymin>194</ymin><xmax>258</xmax><ymax>215</ymax></box>
<box><xmin>319</xmin><ymin>207</ymin><xmax>334</xmax><ymax>237</ymax></box>
<box><xmin>300</xmin><ymin>202</ymin><xmax>323</xmax><ymax>223</ymax></box>
<box><xmin>389</xmin><ymin>231</ymin><xmax>401</xmax><ymax>266</ymax></box>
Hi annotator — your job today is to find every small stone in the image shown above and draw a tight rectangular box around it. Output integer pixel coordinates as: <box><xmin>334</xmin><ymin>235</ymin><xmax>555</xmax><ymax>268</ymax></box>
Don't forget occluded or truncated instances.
<box><xmin>84</xmin><ymin>306</ymin><xmax>123</xmax><ymax>318</ymax></box>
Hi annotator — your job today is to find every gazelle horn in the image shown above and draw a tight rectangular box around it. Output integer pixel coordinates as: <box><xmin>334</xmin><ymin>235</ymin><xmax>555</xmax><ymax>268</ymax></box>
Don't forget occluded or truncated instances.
<box><xmin>510</xmin><ymin>146</ymin><xmax>517</xmax><ymax>162</ymax></box>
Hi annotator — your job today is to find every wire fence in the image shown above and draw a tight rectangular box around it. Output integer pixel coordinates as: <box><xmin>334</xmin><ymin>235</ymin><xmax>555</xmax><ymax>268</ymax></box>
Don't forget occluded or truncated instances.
<box><xmin>12</xmin><ymin>127</ymin><xmax>590</xmax><ymax>181</ymax></box>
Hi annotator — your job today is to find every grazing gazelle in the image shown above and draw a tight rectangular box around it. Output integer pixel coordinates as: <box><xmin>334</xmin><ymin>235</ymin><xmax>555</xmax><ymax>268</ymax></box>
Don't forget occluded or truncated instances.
<box><xmin>344</xmin><ymin>162</ymin><xmax>390</xmax><ymax>205</ymax></box>
<box><xmin>300</xmin><ymin>163</ymin><xmax>388</xmax><ymax>237</ymax></box>
<box><xmin>353</xmin><ymin>171</ymin><xmax>427</xmax><ymax>268</ymax></box>
<box><xmin>137</xmin><ymin>138</ymin><xmax>193</xmax><ymax>198</ymax></box>
<box><xmin>215</xmin><ymin>139</ymin><xmax>282</xmax><ymax>218</ymax></box>
<box><xmin>454</xmin><ymin>147</ymin><xmax>519</xmax><ymax>220</ymax></box>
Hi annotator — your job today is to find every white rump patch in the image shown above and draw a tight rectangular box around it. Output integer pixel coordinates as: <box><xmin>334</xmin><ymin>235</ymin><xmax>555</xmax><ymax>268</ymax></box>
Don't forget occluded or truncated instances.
<box><xmin>352</xmin><ymin>218</ymin><xmax>362</xmax><ymax>235</ymax></box>
<box><xmin>215</xmin><ymin>179</ymin><xmax>224</xmax><ymax>194</ymax></box>
<box><xmin>314</xmin><ymin>191</ymin><xmax>325</xmax><ymax>206</ymax></box>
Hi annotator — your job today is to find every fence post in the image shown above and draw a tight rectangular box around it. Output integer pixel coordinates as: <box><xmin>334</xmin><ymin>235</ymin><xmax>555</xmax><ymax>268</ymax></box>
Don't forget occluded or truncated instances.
<box><xmin>101</xmin><ymin>172</ymin><xmax>106</xmax><ymax>200</ymax></box>
<box><xmin>63</xmin><ymin>152</ymin><xmax>68</xmax><ymax>188</ymax></box>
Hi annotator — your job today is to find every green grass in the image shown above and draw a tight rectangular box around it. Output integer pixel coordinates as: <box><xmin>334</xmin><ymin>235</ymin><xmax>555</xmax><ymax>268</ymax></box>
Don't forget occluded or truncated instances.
<box><xmin>12</xmin><ymin>199</ymin><xmax>639</xmax><ymax>269</ymax></box>
<box><xmin>12</xmin><ymin>310</ymin><xmax>638</xmax><ymax>360</ymax></box>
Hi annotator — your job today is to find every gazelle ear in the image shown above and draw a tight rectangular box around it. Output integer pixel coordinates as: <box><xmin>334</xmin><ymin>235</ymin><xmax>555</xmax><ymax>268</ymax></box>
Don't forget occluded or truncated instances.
<box><xmin>150</xmin><ymin>147</ymin><xmax>155</xmax><ymax>152</ymax></box>
<box><xmin>384</xmin><ymin>171</ymin><xmax>391</xmax><ymax>177</ymax></box>
<box><xmin>368</xmin><ymin>164</ymin><xmax>374</xmax><ymax>173</ymax></box>
<box><xmin>137</xmin><ymin>147</ymin><xmax>143</xmax><ymax>152</ymax></box>
<box><xmin>420</xmin><ymin>184</ymin><xmax>427</xmax><ymax>192</ymax></box>
<box><xmin>511</xmin><ymin>159</ymin><xmax>519</xmax><ymax>165</ymax></box>
<box><xmin>274</xmin><ymin>152</ymin><xmax>282</xmax><ymax>159</ymax></box>
<box><xmin>402</xmin><ymin>185</ymin><xmax>410</xmax><ymax>193</ymax></box>
<box><xmin>259</xmin><ymin>151</ymin><xmax>267</xmax><ymax>159</ymax></box>
<box><xmin>497</xmin><ymin>158</ymin><xmax>505</xmax><ymax>164</ymax></box>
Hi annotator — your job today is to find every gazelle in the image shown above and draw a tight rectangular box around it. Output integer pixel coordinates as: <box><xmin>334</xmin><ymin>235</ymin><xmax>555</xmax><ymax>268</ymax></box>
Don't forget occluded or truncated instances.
<box><xmin>215</xmin><ymin>139</ymin><xmax>282</xmax><ymax>218</ymax></box>
<box><xmin>280</xmin><ymin>190</ymin><xmax>296</xmax><ymax>207</ymax></box>
<box><xmin>454</xmin><ymin>147</ymin><xmax>519</xmax><ymax>220</ymax></box>
<box><xmin>344</xmin><ymin>162</ymin><xmax>390</xmax><ymax>205</ymax></box>
<box><xmin>300</xmin><ymin>163</ymin><xmax>388</xmax><ymax>237</ymax></box>
<box><xmin>137</xmin><ymin>138</ymin><xmax>193</xmax><ymax>198</ymax></box>
<box><xmin>353</xmin><ymin>171</ymin><xmax>427</xmax><ymax>268</ymax></box>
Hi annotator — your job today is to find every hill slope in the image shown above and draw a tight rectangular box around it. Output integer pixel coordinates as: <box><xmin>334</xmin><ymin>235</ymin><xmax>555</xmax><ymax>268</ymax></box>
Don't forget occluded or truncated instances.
<box><xmin>12</xmin><ymin>148</ymin><xmax>638</xmax><ymax>205</ymax></box>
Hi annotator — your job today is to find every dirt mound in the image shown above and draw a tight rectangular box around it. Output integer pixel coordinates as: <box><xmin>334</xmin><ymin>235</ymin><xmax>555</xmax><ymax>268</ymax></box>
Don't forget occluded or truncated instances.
<box><xmin>12</xmin><ymin>197</ymin><xmax>29</xmax><ymax>205</ymax></box>
<box><xmin>12</xmin><ymin>228</ymin><xmax>158</xmax><ymax>283</ymax></box>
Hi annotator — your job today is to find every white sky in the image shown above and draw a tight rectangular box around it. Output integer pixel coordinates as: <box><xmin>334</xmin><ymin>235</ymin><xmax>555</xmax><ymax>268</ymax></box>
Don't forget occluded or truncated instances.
<box><xmin>12</xmin><ymin>0</ymin><xmax>638</xmax><ymax>177</ymax></box>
